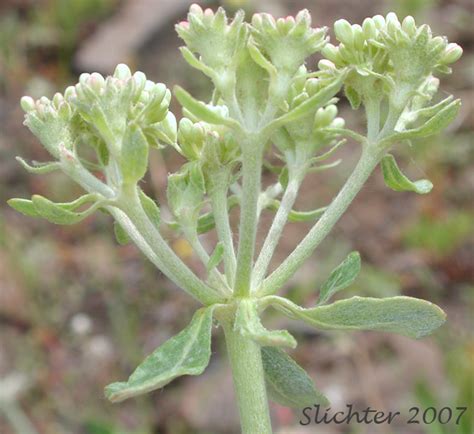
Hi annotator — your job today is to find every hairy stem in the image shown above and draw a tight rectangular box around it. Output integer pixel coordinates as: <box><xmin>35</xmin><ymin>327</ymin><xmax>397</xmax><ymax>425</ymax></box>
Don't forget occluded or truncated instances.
<box><xmin>252</xmin><ymin>176</ymin><xmax>302</xmax><ymax>288</ymax></box>
<box><xmin>257</xmin><ymin>147</ymin><xmax>381</xmax><ymax>297</ymax></box>
<box><xmin>118</xmin><ymin>187</ymin><xmax>223</xmax><ymax>305</ymax></box>
<box><xmin>210</xmin><ymin>182</ymin><xmax>237</xmax><ymax>285</ymax></box>
<box><xmin>234</xmin><ymin>142</ymin><xmax>263</xmax><ymax>296</ymax></box>
<box><xmin>183</xmin><ymin>227</ymin><xmax>231</xmax><ymax>296</ymax></box>
<box><xmin>222</xmin><ymin>320</ymin><xmax>272</xmax><ymax>434</ymax></box>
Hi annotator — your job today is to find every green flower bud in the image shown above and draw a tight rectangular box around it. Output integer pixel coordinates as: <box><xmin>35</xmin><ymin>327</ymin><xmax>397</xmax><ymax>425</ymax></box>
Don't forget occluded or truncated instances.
<box><xmin>362</xmin><ymin>18</ymin><xmax>377</xmax><ymax>39</ymax></box>
<box><xmin>334</xmin><ymin>19</ymin><xmax>353</xmax><ymax>44</ymax></box>
<box><xmin>441</xmin><ymin>43</ymin><xmax>463</xmax><ymax>64</ymax></box>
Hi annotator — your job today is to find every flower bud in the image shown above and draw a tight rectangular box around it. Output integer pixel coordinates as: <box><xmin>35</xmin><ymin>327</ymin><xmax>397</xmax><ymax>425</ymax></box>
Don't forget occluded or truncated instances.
<box><xmin>322</xmin><ymin>43</ymin><xmax>340</xmax><ymax>63</ymax></box>
<box><xmin>114</xmin><ymin>63</ymin><xmax>132</xmax><ymax>80</ymax></box>
<box><xmin>401</xmin><ymin>16</ymin><xmax>416</xmax><ymax>36</ymax></box>
<box><xmin>362</xmin><ymin>18</ymin><xmax>377</xmax><ymax>39</ymax></box>
<box><xmin>372</xmin><ymin>15</ymin><xmax>386</xmax><ymax>30</ymax></box>
<box><xmin>352</xmin><ymin>24</ymin><xmax>365</xmax><ymax>50</ymax></box>
<box><xmin>334</xmin><ymin>19</ymin><xmax>353</xmax><ymax>44</ymax></box>
<box><xmin>441</xmin><ymin>43</ymin><xmax>463</xmax><ymax>64</ymax></box>
<box><xmin>20</xmin><ymin>96</ymin><xmax>35</xmax><ymax>112</ymax></box>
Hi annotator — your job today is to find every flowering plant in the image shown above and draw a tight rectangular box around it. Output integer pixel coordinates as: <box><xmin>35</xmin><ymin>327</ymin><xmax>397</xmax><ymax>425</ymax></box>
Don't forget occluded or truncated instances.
<box><xmin>9</xmin><ymin>5</ymin><xmax>462</xmax><ymax>433</ymax></box>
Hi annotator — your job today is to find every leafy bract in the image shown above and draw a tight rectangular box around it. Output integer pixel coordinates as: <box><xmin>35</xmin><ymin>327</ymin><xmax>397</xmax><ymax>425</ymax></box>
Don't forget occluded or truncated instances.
<box><xmin>268</xmin><ymin>296</ymin><xmax>446</xmax><ymax>338</ymax></box>
<box><xmin>234</xmin><ymin>299</ymin><xmax>296</xmax><ymax>348</ymax></box>
<box><xmin>381</xmin><ymin>154</ymin><xmax>433</xmax><ymax>194</ymax></box>
<box><xmin>262</xmin><ymin>347</ymin><xmax>329</xmax><ymax>408</ymax></box>
<box><xmin>318</xmin><ymin>251</ymin><xmax>360</xmax><ymax>304</ymax></box>
<box><xmin>174</xmin><ymin>86</ymin><xmax>239</xmax><ymax>128</ymax></box>
<box><xmin>207</xmin><ymin>242</ymin><xmax>224</xmax><ymax>272</ymax></box>
<box><xmin>105</xmin><ymin>306</ymin><xmax>215</xmax><ymax>403</ymax></box>
<box><xmin>120</xmin><ymin>124</ymin><xmax>149</xmax><ymax>184</ymax></box>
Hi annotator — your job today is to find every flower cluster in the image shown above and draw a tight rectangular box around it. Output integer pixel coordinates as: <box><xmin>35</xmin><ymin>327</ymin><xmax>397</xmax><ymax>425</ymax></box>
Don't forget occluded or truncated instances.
<box><xmin>321</xmin><ymin>13</ymin><xmax>462</xmax><ymax>108</ymax></box>
<box><xmin>251</xmin><ymin>10</ymin><xmax>327</xmax><ymax>74</ymax></box>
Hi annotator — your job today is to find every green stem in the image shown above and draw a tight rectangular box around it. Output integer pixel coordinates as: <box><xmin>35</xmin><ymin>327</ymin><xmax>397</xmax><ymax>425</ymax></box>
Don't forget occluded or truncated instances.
<box><xmin>234</xmin><ymin>142</ymin><xmax>263</xmax><ymax>296</ymax></box>
<box><xmin>118</xmin><ymin>187</ymin><xmax>222</xmax><ymax>305</ymax></box>
<box><xmin>222</xmin><ymin>320</ymin><xmax>272</xmax><ymax>434</ymax></box>
<box><xmin>183</xmin><ymin>227</ymin><xmax>231</xmax><ymax>296</ymax></box>
<box><xmin>209</xmin><ymin>181</ymin><xmax>237</xmax><ymax>285</ymax></box>
<box><xmin>252</xmin><ymin>176</ymin><xmax>302</xmax><ymax>288</ymax></box>
<box><xmin>258</xmin><ymin>147</ymin><xmax>381</xmax><ymax>297</ymax></box>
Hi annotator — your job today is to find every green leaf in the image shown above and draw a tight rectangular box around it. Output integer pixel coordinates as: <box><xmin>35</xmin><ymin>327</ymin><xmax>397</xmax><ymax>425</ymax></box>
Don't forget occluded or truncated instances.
<box><xmin>7</xmin><ymin>198</ymin><xmax>40</xmax><ymax>217</ymax></box>
<box><xmin>270</xmin><ymin>296</ymin><xmax>446</xmax><ymax>339</ymax></box>
<box><xmin>269</xmin><ymin>71</ymin><xmax>346</xmax><ymax>129</ymax></box>
<box><xmin>31</xmin><ymin>195</ymin><xmax>100</xmax><ymax>225</ymax></box>
<box><xmin>139</xmin><ymin>190</ymin><xmax>160</xmax><ymax>228</ymax></box>
<box><xmin>16</xmin><ymin>156</ymin><xmax>61</xmax><ymax>174</ymax></box>
<box><xmin>262</xmin><ymin>347</ymin><xmax>329</xmax><ymax>408</ymax></box>
<box><xmin>381</xmin><ymin>154</ymin><xmax>433</xmax><ymax>194</ymax></box>
<box><xmin>207</xmin><ymin>242</ymin><xmax>224</xmax><ymax>272</ymax></box>
<box><xmin>121</xmin><ymin>124</ymin><xmax>149</xmax><ymax>184</ymax></box>
<box><xmin>318</xmin><ymin>251</ymin><xmax>361</xmax><ymax>305</ymax></box>
<box><xmin>345</xmin><ymin>85</ymin><xmax>361</xmax><ymax>109</ymax></box>
<box><xmin>174</xmin><ymin>86</ymin><xmax>239</xmax><ymax>128</ymax></box>
<box><xmin>105</xmin><ymin>306</ymin><xmax>215</xmax><ymax>403</ymax></box>
<box><xmin>267</xmin><ymin>200</ymin><xmax>326</xmax><ymax>223</ymax></box>
<box><xmin>234</xmin><ymin>299</ymin><xmax>296</xmax><ymax>349</ymax></box>
<box><xmin>381</xmin><ymin>99</ymin><xmax>461</xmax><ymax>146</ymax></box>
<box><xmin>113</xmin><ymin>221</ymin><xmax>131</xmax><ymax>245</ymax></box>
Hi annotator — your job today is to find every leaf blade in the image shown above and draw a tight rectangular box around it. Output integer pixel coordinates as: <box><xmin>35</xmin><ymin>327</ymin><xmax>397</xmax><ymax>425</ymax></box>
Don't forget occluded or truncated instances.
<box><xmin>262</xmin><ymin>347</ymin><xmax>329</xmax><ymax>408</ymax></box>
<box><xmin>318</xmin><ymin>251</ymin><xmax>361</xmax><ymax>305</ymax></box>
<box><xmin>105</xmin><ymin>306</ymin><xmax>214</xmax><ymax>403</ymax></box>
<box><xmin>271</xmin><ymin>296</ymin><xmax>446</xmax><ymax>339</ymax></box>
<box><xmin>381</xmin><ymin>154</ymin><xmax>433</xmax><ymax>194</ymax></box>
<box><xmin>234</xmin><ymin>299</ymin><xmax>296</xmax><ymax>349</ymax></box>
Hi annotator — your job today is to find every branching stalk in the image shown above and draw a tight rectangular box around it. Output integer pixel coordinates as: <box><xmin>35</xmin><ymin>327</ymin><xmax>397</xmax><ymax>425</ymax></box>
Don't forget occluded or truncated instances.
<box><xmin>257</xmin><ymin>147</ymin><xmax>381</xmax><ymax>297</ymax></box>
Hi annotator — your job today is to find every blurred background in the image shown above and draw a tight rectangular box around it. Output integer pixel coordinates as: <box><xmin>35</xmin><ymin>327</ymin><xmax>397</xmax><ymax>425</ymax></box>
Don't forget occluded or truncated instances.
<box><xmin>0</xmin><ymin>0</ymin><xmax>472</xmax><ymax>433</ymax></box>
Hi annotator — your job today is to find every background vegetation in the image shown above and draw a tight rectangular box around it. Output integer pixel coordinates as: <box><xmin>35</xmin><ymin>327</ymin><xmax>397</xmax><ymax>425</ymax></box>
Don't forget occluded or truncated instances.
<box><xmin>0</xmin><ymin>0</ymin><xmax>472</xmax><ymax>433</ymax></box>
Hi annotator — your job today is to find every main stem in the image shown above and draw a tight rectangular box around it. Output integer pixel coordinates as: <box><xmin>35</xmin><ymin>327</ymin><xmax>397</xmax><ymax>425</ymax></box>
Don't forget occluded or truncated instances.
<box><xmin>234</xmin><ymin>141</ymin><xmax>263</xmax><ymax>296</ymax></box>
<box><xmin>222</xmin><ymin>320</ymin><xmax>272</xmax><ymax>434</ymax></box>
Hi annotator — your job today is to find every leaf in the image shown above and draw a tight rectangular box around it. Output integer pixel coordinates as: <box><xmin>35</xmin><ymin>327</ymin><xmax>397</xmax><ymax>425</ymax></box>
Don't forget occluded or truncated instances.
<box><xmin>105</xmin><ymin>306</ymin><xmax>215</xmax><ymax>403</ymax></box>
<box><xmin>207</xmin><ymin>242</ymin><xmax>224</xmax><ymax>272</ymax></box>
<box><xmin>381</xmin><ymin>154</ymin><xmax>433</xmax><ymax>194</ymax></box>
<box><xmin>345</xmin><ymin>85</ymin><xmax>361</xmax><ymax>109</ymax></box>
<box><xmin>381</xmin><ymin>99</ymin><xmax>461</xmax><ymax>146</ymax></box>
<box><xmin>268</xmin><ymin>71</ymin><xmax>346</xmax><ymax>130</ymax></box>
<box><xmin>139</xmin><ymin>190</ymin><xmax>160</xmax><ymax>228</ymax></box>
<box><xmin>248</xmin><ymin>41</ymin><xmax>277</xmax><ymax>77</ymax></box>
<box><xmin>267</xmin><ymin>200</ymin><xmax>326</xmax><ymax>223</ymax></box>
<box><xmin>113</xmin><ymin>221</ymin><xmax>130</xmax><ymax>245</ymax></box>
<box><xmin>16</xmin><ymin>156</ymin><xmax>61</xmax><ymax>174</ymax></box>
<box><xmin>31</xmin><ymin>195</ymin><xmax>99</xmax><ymax>225</ymax></box>
<box><xmin>270</xmin><ymin>296</ymin><xmax>446</xmax><ymax>339</ymax></box>
<box><xmin>234</xmin><ymin>299</ymin><xmax>296</xmax><ymax>349</ymax></box>
<box><xmin>7</xmin><ymin>198</ymin><xmax>40</xmax><ymax>217</ymax></box>
<box><xmin>120</xmin><ymin>124</ymin><xmax>149</xmax><ymax>184</ymax></box>
<box><xmin>179</xmin><ymin>46</ymin><xmax>217</xmax><ymax>79</ymax></box>
<box><xmin>261</xmin><ymin>347</ymin><xmax>329</xmax><ymax>408</ymax></box>
<box><xmin>174</xmin><ymin>86</ymin><xmax>239</xmax><ymax>128</ymax></box>
<box><xmin>318</xmin><ymin>251</ymin><xmax>361</xmax><ymax>305</ymax></box>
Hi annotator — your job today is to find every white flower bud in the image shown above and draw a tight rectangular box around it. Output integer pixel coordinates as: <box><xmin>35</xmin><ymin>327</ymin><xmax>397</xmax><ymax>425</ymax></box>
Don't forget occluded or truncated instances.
<box><xmin>113</xmin><ymin>63</ymin><xmax>132</xmax><ymax>80</ymax></box>
<box><xmin>20</xmin><ymin>96</ymin><xmax>35</xmax><ymax>112</ymax></box>
<box><xmin>372</xmin><ymin>15</ymin><xmax>386</xmax><ymax>30</ymax></box>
